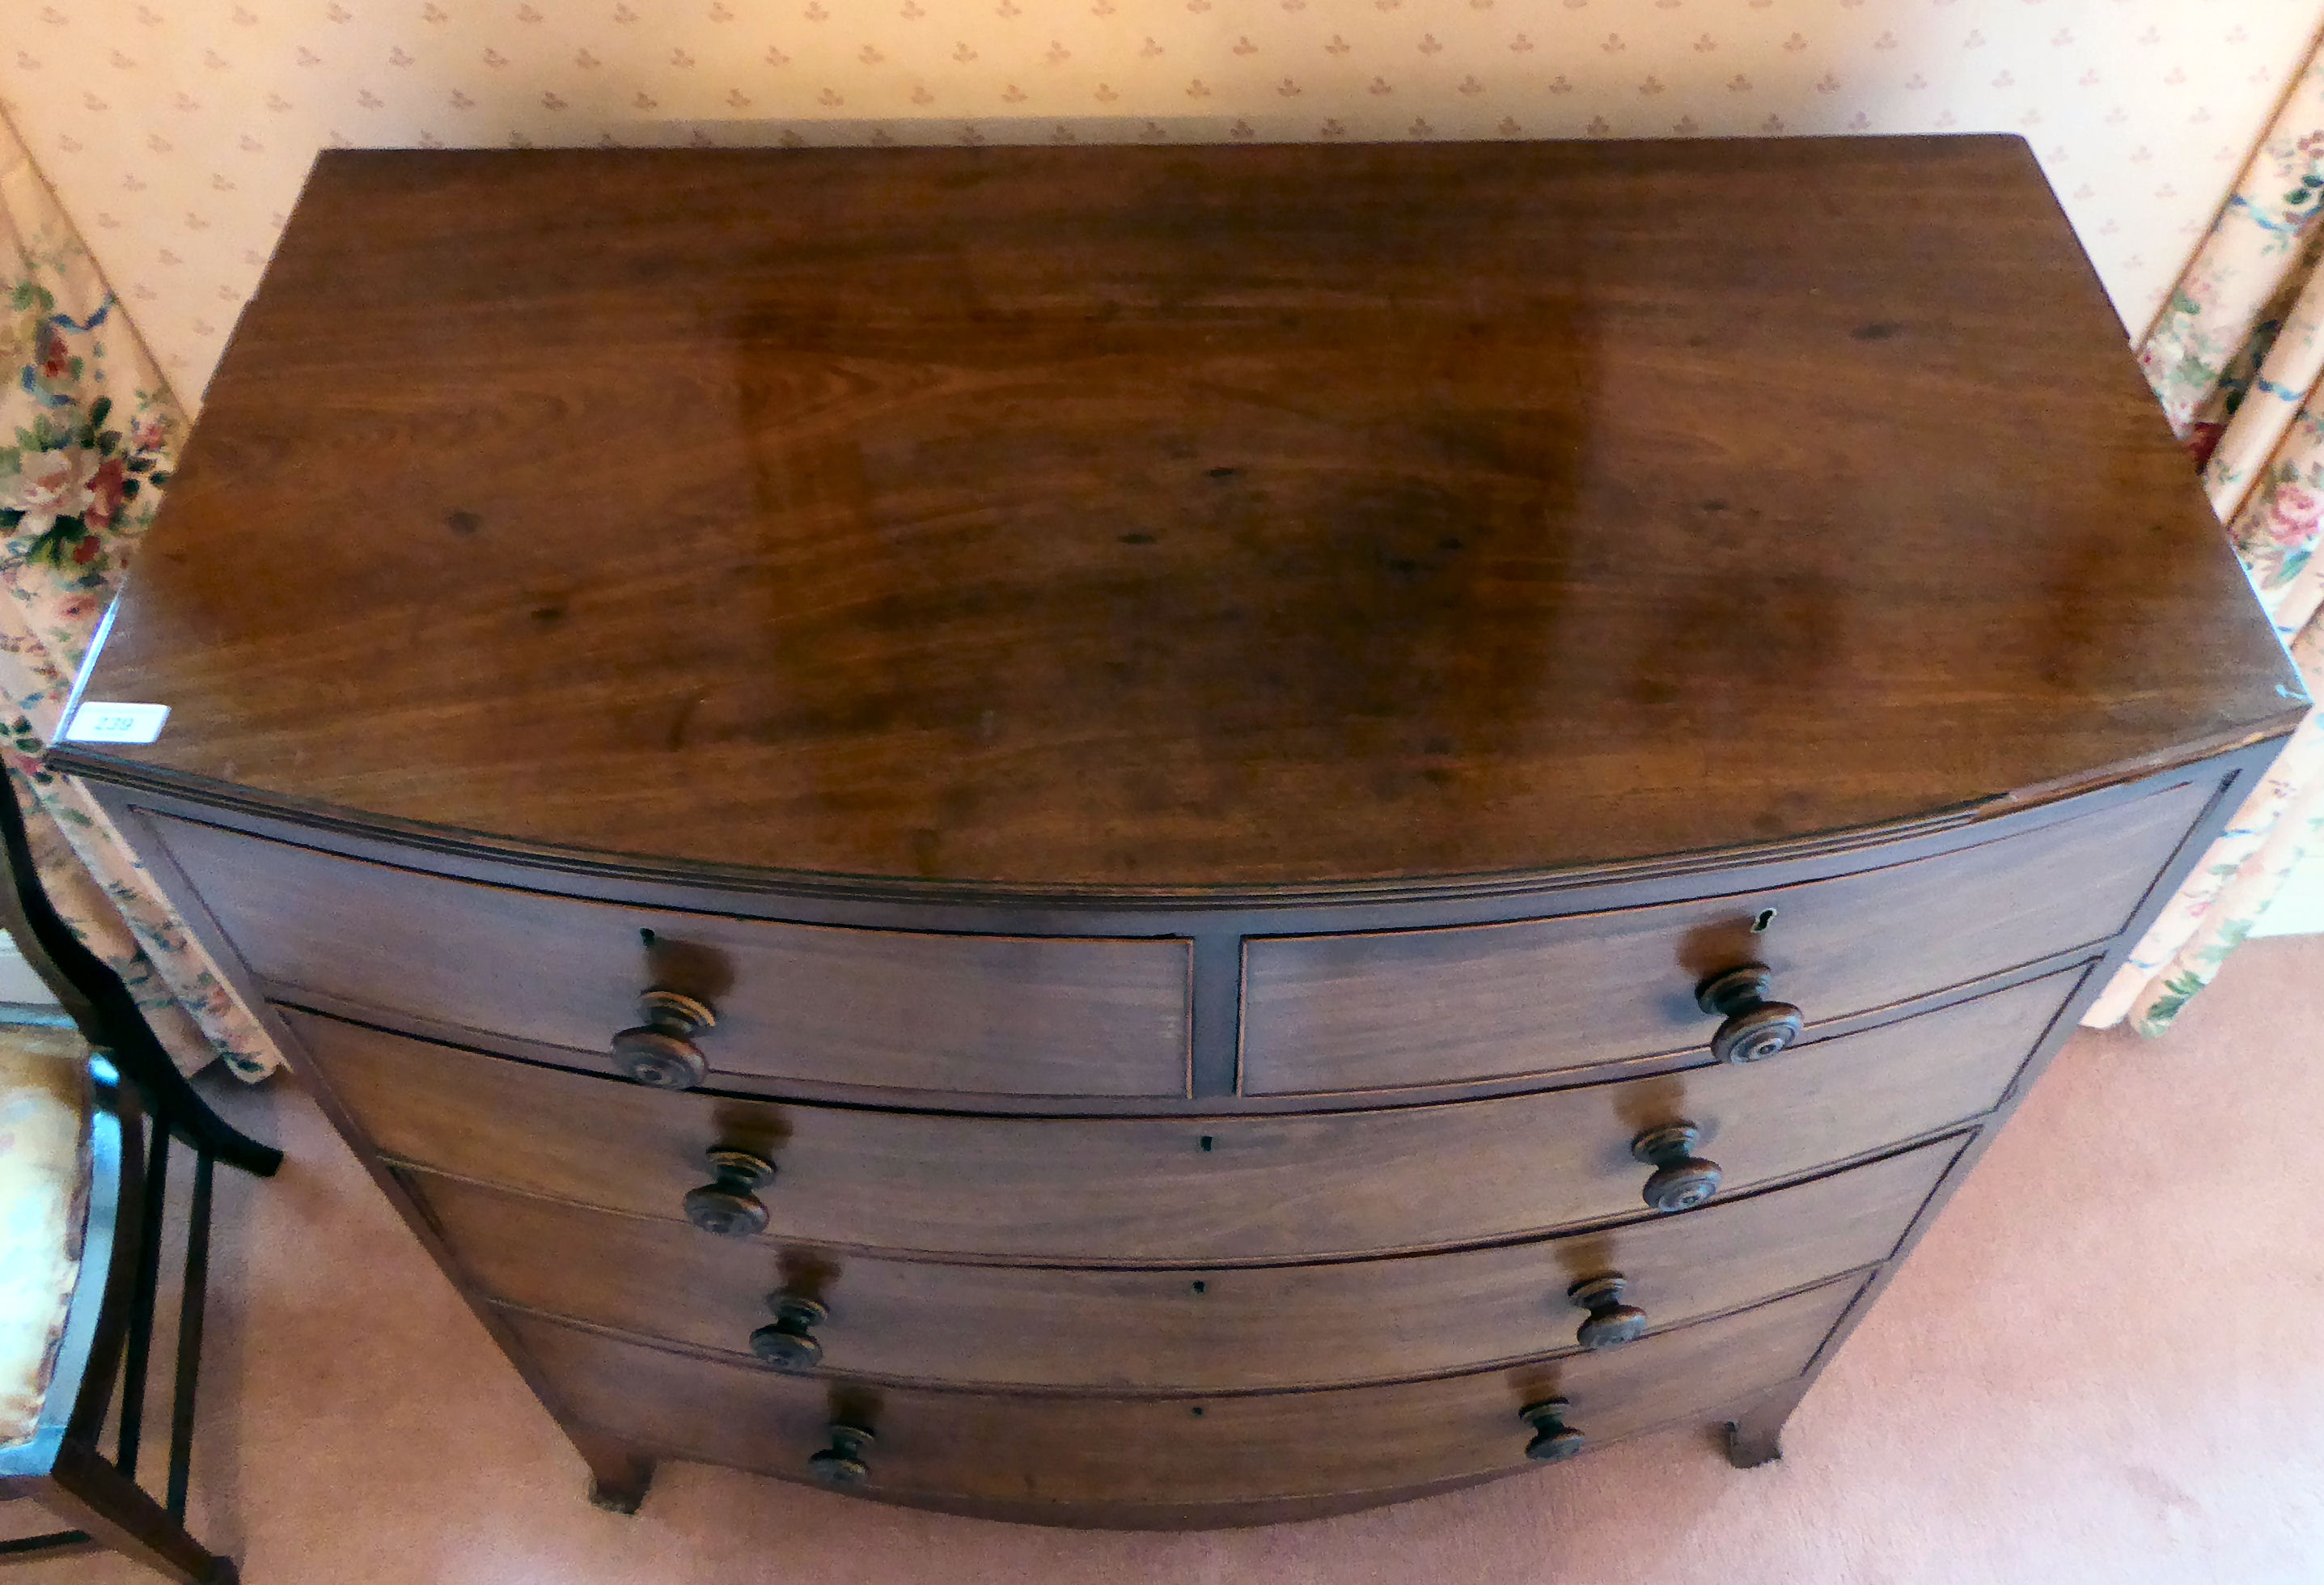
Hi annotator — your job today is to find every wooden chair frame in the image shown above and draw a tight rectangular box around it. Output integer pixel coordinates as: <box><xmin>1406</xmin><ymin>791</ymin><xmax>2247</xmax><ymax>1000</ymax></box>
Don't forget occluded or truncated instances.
<box><xmin>0</xmin><ymin>765</ymin><xmax>279</xmax><ymax>1584</ymax></box>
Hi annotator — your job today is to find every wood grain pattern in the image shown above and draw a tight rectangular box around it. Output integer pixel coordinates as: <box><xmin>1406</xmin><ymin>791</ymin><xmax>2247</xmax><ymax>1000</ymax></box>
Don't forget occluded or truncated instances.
<box><xmin>158</xmin><ymin>816</ymin><xmax>1192</xmax><ymax>1100</ymax></box>
<box><xmin>412</xmin><ymin>1135</ymin><xmax>1958</xmax><ymax>1392</ymax></box>
<box><xmin>502</xmin><ymin>1275</ymin><xmax>1865</xmax><ymax>1510</ymax></box>
<box><xmin>288</xmin><ymin>968</ymin><xmax>2069</xmax><ymax>1264</ymax></box>
<box><xmin>1241</xmin><ymin>778</ymin><xmax>2205</xmax><ymax>1092</ymax></box>
<box><xmin>59</xmin><ymin>141</ymin><xmax>2302</xmax><ymax>887</ymax></box>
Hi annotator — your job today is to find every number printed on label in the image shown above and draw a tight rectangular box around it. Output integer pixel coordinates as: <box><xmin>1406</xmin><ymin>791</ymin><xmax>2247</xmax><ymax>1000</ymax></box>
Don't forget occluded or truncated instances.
<box><xmin>62</xmin><ymin>701</ymin><xmax>171</xmax><ymax>745</ymax></box>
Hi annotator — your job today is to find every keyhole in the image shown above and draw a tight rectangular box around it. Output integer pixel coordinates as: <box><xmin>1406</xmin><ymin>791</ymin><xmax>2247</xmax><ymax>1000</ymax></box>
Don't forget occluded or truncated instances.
<box><xmin>1750</xmin><ymin>908</ymin><xmax>1776</xmax><ymax>934</ymax></box>
<box><xmin>1198</xmin><ymin>1136</ymin><xmax>1213</xmax><ymax>1152</ymax></box>
<box><xmin>1192</xmin><ymin>1280</ymin><xmax>1206</xmax><ymax>1294</ymax></box>
<box><xmin>639</xmin><ymin>927</ymin><xmax>658</xmax><ymax>947</ymax></box>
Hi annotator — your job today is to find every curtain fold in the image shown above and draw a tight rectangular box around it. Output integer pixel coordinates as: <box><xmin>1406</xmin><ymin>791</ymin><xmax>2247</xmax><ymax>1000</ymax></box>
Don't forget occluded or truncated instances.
<box><xmin>0</xmin><ymin>110</ymin><xmax>279</xmax><ymax>1079</ymax></box>
<box><xmin>2085</xmin><ymin>43</ymin><xmax>2324</xmax><ymax>1035</ymax></box>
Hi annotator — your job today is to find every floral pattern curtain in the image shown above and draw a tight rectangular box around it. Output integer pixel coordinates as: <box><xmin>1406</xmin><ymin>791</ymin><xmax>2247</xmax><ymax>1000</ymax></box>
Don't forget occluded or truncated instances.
<box><xmin>0</xmin><ymin>111</ymin><xmax>278</xmax><ymax>1080</ymax></box>
<box><xmin>2085</xmin><ymin>43</ymin><xmax>2324</xmax><ymax>1036</ymax></box>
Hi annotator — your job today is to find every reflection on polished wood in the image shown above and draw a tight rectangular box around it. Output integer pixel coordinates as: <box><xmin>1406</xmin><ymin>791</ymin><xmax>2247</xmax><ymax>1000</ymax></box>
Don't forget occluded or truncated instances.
<box><xmin>66</xmin><ymin>140</ymin><xmax>2300</xmax><ymax>887</ymax></box>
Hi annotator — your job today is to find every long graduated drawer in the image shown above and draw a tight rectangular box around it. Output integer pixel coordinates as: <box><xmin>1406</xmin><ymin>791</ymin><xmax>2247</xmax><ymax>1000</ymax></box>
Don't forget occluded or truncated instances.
<box><xmin>290</xmin><ymin>966</ymin><xmax>2074</xmax><ymax>1264</ymax></box>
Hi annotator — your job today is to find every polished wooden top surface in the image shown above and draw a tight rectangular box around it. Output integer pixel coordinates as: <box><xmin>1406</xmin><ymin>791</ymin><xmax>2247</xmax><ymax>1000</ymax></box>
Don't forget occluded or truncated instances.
<box><xmin>67</xmin><ymin>138</ymin><xmax>2302</xmax><ymax>887</ymax></box>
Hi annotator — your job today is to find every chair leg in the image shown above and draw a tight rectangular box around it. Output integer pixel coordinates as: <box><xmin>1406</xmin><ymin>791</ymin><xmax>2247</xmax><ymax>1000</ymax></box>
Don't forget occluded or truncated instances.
<box><xmin>167</xmin><ymin>1152</ymin><xmax>216</xmax><ymax>1519</ymax></box>
<box><xmin>116</xmin><ymin>1116</ymin><xmax>171</xmax><ymax>1482</ymax></box>
<box><xmin>36</xmin><ymin>1443</ymin><xmax>235</xmax><ymax>1585</ymax></box>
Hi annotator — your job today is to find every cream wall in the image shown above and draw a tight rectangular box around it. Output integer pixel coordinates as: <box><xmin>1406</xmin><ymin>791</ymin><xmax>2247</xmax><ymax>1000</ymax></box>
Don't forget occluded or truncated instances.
<box><xmin>2</xmin><ymin>0</ymin><xmax>2320</xmax><ymax>406</ymax></box>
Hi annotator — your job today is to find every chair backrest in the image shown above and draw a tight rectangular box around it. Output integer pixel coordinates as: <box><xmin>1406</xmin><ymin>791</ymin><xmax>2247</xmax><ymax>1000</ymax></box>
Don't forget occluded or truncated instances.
<box><xmin>0</xmin><ymin>769</ymin><xmax>98</xmax><ymax>1040</ymax></box>
<box><xmin>0</xmin><ymin>767</ymin><xmax>184</xmax><ymax>1115</ymax></box>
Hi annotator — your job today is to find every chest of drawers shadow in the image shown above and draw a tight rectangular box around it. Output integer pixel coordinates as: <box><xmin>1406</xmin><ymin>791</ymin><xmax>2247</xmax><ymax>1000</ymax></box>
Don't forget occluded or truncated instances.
<box><xmin>59</xmin><ymin>139</ymin><xmax>2306</xmax><ymax>1529</ymax></box>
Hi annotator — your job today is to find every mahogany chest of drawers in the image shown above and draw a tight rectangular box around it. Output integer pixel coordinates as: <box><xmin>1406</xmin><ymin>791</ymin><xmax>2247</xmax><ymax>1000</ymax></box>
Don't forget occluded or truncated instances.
<box><xmin>57</xmin><ymin>139</ymin><xmax>2305</xmax><ymax>1528</ymax></box>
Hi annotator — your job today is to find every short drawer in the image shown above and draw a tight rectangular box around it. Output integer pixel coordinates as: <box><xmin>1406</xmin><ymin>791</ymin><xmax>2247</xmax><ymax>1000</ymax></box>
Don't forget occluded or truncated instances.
<box><xmin>503</xmin><ymin>1274</ymin><xmax>1865</xmax><ymax>1511</ymax></box>
<box><xmin>1242</xmin><ymin>778</ymin><xmax>2207</xmax><ymax>1095</ymax></box>
<box><xmin>155</xmin><ymin>816</ymin><xmax>1192</xmax><ymax>1099</ymax></box>
<box><xmin>291</xmin><ymin>966</ymin><xmax>2072</xmax><ymax>1263</ymax></box>
<box><xmin>417</xmin><ymin>1135</ymin><xmax>1956</xmax><ymax>1392</ymax></box>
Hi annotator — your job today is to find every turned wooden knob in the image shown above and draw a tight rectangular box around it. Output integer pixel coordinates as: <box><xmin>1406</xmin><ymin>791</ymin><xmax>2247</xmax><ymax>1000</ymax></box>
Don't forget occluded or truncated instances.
<box><xmin>1631</xmin><ymin>1122</ymin><xmax>1722</xmax><ymax>1212</ymax></box>
<box><xmin>612</xmin><ymin>990</ymin><xmax>718</xmax><ymax>1089</ymax></box>
<box><xmin>808</xmin><ymin>1422</ymin><xmax>875</xmax><ymax>1486</ymax></box>
<box><xmin>1567</xmin><ymin>1274</ymin><xmax>1648</xmax><ymax>1350</ymax></box>
<box><xmin>1518</xmin><ymin>1397</ymin><xmax>1585</xmax><ymax>1463</ymax></box>
<box><xmin>1695</xmin><ymin>963</ymin><xmax>1804</xmax><ymax>1065</ymax></box>
<box><xmin>750</xmin><ymin>1295</ymin><xmax>828</xmax><ymax>1371</ymax></box>
<box><xmin>681</xmin><ymin>1146</ymin><xmax>777</xmax><ymax>1238</ymax></box>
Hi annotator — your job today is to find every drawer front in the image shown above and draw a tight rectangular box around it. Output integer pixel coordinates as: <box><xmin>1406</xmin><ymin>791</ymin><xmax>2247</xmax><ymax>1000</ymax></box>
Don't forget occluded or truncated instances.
<box><xmin>1242</xmin><ymin>779</ymin><xmax>2206</xmax><ymax>1095</ymax></box>
<box><xmin>293</xmin><ymin>967</ymin><xmax>2068</xmax><ymax>1262</ymax></box>
<box><xmin>505</xmin><ymin>1275</ymin><xmax>1865</xmax><ymax>1508</ymax></box>
<box><xmin>155</xmin><ymin>816</ymin><xmax>1192</xmax><ymax>1100</ymax></box>
<box><xmin>417</xmin><ymin>1136</ymin><xmax>1956</xmax><ymax>1392</ymax></box>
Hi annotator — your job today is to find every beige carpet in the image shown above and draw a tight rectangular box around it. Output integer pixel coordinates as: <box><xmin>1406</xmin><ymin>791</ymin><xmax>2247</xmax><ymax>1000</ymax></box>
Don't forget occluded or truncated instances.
<box><xmin>15</xmin><ymin>935</ymin><xmax>2324</xmax><ymax>1584</ymax></box>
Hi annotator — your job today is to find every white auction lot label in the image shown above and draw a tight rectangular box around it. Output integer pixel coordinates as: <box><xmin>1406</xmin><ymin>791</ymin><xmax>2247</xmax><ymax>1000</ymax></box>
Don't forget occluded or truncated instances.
<box><xmin>62</xmin><ymin>701</ymin><xmax>171</xmax><ymax>744</ymax></box>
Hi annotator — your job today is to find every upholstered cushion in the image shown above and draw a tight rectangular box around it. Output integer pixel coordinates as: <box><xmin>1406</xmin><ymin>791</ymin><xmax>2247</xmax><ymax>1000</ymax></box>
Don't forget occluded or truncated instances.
<box><xmin>0</xmin><ymin>1024</ymin><xmax>90</xmax><ymax>1451</ymax></box>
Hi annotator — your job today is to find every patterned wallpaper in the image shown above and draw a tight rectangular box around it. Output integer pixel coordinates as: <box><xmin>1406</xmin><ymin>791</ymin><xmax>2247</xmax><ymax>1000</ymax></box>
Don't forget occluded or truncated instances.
<box><xmin>2</xmin><ymin>0</ymin><xmax>2320</xmax><ymax>407</ymax></box>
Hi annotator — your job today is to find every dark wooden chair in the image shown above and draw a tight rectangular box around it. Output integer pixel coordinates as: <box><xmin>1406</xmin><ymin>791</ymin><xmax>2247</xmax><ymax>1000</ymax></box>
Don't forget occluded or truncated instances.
<box><xmin>0</xmin><ymin>765</ymin><xmax>280</xmax><ymax>1584</ymax></box>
